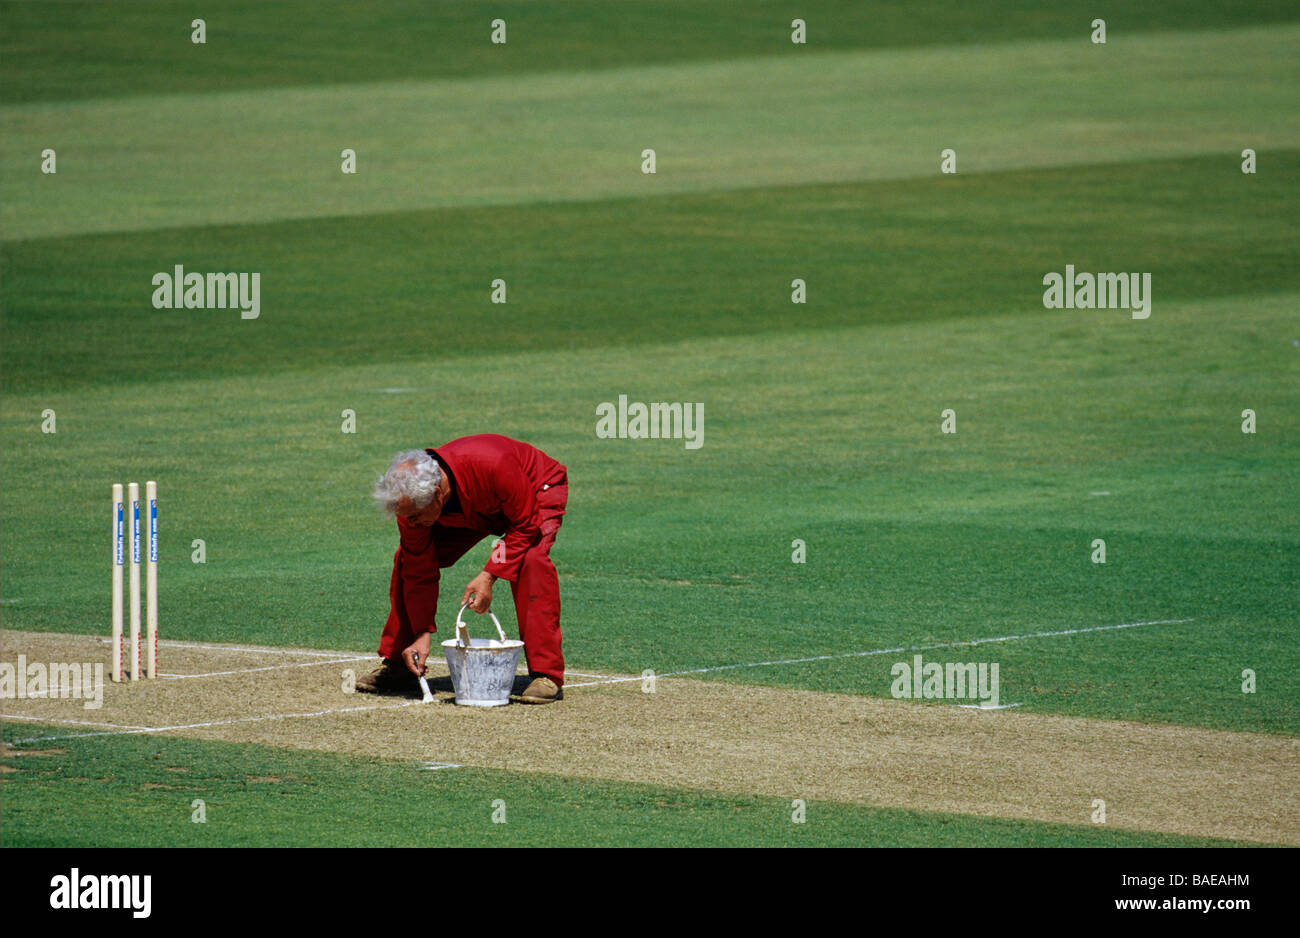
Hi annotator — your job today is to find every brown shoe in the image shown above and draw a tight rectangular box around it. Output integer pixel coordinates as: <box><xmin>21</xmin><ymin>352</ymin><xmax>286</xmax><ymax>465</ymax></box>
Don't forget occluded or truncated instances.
<box><xmin>520</xmin><ymin>676</ymin><xmax>562</xmax><ymax>704</ymax></box>
<box><xmin>355</xmin><ymin>659</ymin><xmax>414</xmax><ymax>695</ymax></box>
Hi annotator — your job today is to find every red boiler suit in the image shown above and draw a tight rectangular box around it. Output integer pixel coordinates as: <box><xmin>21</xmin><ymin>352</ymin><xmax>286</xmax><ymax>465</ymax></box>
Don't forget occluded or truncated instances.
<box><xmin>378</xmin><ymin>434</ymin><xmax>568</xmax><ymax>685</ymax></box>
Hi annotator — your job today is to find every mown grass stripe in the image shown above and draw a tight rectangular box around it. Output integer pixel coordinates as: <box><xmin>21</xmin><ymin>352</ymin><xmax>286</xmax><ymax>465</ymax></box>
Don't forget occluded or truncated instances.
<box><xmin>5</xmin><ymin>0</ymin><xmax>1296</xmax><ymax>105</ymax></box>
<box><xmin>4</xmin><ymin>151</ymin><xmax>1296</xmax><ymax>395</ymax></box>
<box><xmin>5</xmin><ymin>25</ymin><xmax>1297</xmax><ymax>240</ymax></box>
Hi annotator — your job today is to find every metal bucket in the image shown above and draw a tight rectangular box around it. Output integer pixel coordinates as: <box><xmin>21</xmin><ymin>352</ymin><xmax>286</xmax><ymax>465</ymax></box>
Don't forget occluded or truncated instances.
<box><xmin>441</xmin><ymin>604</ymin><xmax>523</xmax><ymax>707</ymax></box>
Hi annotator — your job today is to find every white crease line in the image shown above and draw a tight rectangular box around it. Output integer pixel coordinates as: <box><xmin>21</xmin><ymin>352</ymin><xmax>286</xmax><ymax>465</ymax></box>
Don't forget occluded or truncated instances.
<box><xmin>2</xmin><ymin>713</ymin><xmax>155</xmax><ymax>732</ymax></box>
<box><xmin>563</xmin><ymin>618</ymin><xmax>1195</xmax><ymax>689</ymax></box>
<box><xmin>78</xmin><ymin>636</ymin><xmax>367</xmax><ymax>659</ymax></box>
<box><xmin>9</xmin><ymin>659</ymin><xmax>375</xmax><ymax>687</ymax></box>
<box><xmin>419</xmin><ymin>761</ymin><xmax>464</xmax><ymax>771</ymax></box>
<box><xmin>160</xmin><ymin>657</ymin><xmax>374</xmax><ymax>680</ymax></box>
<box><xmin>7</xmin><ymin>657</ymin><xmax>374</xmax><ymax>690</ymax></box>
<box><xmin>147</xmin><ymin>701</ymin><xmax>422</xmax><ymax>734</ymax></box>
<box><xmin>8</xmin><ymin>683</ymin><xmax>106</xmax><ymax>701</ymax></box>
<box><xmin>958</xmin><ymin>702</ymin><xmax>1025</xmax><ymax>710</ymax></box>
<box><xmin>16</xmin><ymin>636</ymin><xmax>606</xmax><ymax>677</ymax></box>
<box><xmin>154</xmin><ymin>639</ymin><xmax>365</xmax><ymax>659</ymax></box>
<box><xmin>5</xmin><ymin>700</ymin><xmax>418</xmax><ymax>745</ymax></box>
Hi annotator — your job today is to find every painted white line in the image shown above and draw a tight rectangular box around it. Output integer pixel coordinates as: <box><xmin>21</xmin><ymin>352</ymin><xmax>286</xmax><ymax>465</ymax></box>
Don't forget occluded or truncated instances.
<box><xmin>419</xmin><ymin>761</ymin><xmax>464</xmax><ymax>771</ymax></box>
<box><xmin>564</xmin><ymin>618</ymin><xmax>1195</xmax><ymax>689</ymax></box>
<box><xmin>123</xmin><ymin>638</ymin><xmax>534</xmax><ymax>674</ymax></box>
<box><xmin>9</xmin><ymin>683</ymin><xmax>106</xmax><ymax>701</ymax></box>
<box><xmin>82</xmin><ymin>636</ymin><xmax>368</xmax><ymax>659</ymax></box>
<box><xmin>1</xmin><ymin>713</ymin><xmax>155</xmax><ymax>732</ymax></box>
<box><xmin>957</xmin><ymin>702</ymin><xmax>1025</xmax><ymax>710</ymax></box>
<box><xmin>7</xmin><ymin>659</ymin><xmax>372</xmax><ymax>691</ymax></box>
<box><xmin>160</xmin><ymin>657</ymin><xmax>374</xmax><ymax>680</ymax></box>
<box><xmin>6</xmin><ymin>699</ymin><xmax>418</xmax><ymax>745</ymax></box>
<box><xmin>145</xmin><ymin>701</ymin><xmax>421</xmax><ymax>734</ymax></box>
<box><xmin>154</xmin><ymin>639</ymin><xmax>365</xmax><ymax>659</ymax></box>
<box><xmin>20</xmin><ymin>635</ymin><xmax>564</xmax><ymax>676</ymax></box>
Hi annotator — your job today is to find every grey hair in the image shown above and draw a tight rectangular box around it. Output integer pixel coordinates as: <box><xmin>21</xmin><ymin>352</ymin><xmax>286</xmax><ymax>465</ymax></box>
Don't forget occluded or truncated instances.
<box><xmin>372</xmin><ymin>449</ymin><xmax>444</xmax><ymax>516</ymax></box>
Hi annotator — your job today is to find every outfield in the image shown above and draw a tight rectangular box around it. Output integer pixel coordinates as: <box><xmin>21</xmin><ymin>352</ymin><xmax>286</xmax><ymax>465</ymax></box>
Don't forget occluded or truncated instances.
<box><xmin>1</xmin><ymin>1</ymin><xmax>1297</xmax><ymax>848</ymax></box>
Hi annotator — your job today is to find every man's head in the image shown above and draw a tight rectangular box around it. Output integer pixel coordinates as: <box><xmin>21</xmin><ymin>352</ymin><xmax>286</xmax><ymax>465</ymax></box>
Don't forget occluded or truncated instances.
<box><xmin>373</xmin><ymin>449</ymin><xmax>446</xmax><ymax>525</ymax></box>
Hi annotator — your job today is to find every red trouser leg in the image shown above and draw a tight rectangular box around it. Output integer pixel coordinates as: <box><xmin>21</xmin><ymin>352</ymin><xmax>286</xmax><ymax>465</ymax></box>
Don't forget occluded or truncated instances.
<box><xmin>378</xmin><ymin>527</ymin><xmax>482</xmax><ymax>661</ymax></box>
<box><xmin>511</xmin><ymin>482</ymin><xmax>567</xmax><ymax>685</ymax></box>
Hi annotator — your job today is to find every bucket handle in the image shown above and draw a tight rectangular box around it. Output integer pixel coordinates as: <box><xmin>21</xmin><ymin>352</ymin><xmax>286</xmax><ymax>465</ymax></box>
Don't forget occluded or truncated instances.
<box><xmin>455</xmin><ymin>603</ymin><xmax>508</xmax><ymax>647</ymax></box>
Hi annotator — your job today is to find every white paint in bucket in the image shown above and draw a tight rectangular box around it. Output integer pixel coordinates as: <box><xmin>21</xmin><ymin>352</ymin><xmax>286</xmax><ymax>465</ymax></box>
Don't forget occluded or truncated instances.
<box><xmin>442</xmin><ymin>604</ymin><xmax>523</xmax><ymax>707</ymax></box>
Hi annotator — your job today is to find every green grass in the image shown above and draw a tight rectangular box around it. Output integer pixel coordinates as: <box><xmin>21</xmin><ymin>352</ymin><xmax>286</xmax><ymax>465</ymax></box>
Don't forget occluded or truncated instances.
<box><xmin>6</xmin><ymin>24</ymin><xmax>1299</xmax><ymax>240</ymax></box>
<box><xmin>4</xmin><ymin>0</ymin><xmax>1295</xmax><ymax>105</ymax></box>
<box><xmin>0</xmin><ymin>725</ymin><xmax>1255</xmax><ymax>846</ymax></box>
<box><xmin>5</xmin><ymin>152</ymin><xmax>1297</xmax><ymax>392</ymax></box>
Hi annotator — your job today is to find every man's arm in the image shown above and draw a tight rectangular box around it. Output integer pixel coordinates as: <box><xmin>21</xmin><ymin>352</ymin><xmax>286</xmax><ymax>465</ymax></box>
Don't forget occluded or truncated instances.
<box><xmin>396</xmin><ymin>515</ymin><xmax>440</xmax><ymax>633</ymax></box>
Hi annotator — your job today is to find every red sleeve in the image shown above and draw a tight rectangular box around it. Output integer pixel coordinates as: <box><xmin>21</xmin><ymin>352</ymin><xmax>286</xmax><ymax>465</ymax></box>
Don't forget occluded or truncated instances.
<box><xmin>396</xmin><ymin>516</ymin><xmax>440</xmax><ymax>633</ymax></box>
<box><xmin>482</xmin><ymin>455</ymin><xmax>540</xmax><ymax>582</ymax></box>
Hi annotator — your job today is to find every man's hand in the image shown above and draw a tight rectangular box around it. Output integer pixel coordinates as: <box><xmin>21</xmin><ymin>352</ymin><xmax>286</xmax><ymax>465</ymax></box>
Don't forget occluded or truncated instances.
<box><xmin>462</xmin><ymin>571</ymin><xmax>497</xmax><ymax>613</ymax></box>
<box><xmin>402</xmin><ymin>632</ymin><xmax>433</xmax><ymax>676</ymax></box>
